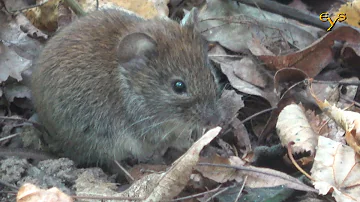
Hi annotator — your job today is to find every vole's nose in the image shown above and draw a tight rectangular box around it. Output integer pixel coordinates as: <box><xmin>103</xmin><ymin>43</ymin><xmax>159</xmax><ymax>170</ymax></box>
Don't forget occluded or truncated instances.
<box><xmin>204</xmin><ymin>114</ymin><xmax>221</xmax><ymax>127</ymax></box>
<box><xmin>202</xmin><ymin>106</ymin><xmax>223</xmax><ymax>128</ymax></box>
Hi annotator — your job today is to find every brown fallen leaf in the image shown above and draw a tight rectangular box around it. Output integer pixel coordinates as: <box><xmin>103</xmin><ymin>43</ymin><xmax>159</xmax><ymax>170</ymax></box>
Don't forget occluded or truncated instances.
<box><xmin>17</xmin><ymin>183</ymin><xmax>73</xmax><ymax>202</ymax></box>
<box><xmin>197</xmin><ymin>155</ymin><xmax>246</xmax><ymax>183</ymax></box>
<box><xmin>197</xmin><ymin>154</ymin><xmax>317</xmax><ymax>192</ymax></box>
<box><xmin>258</xmin><ymin>26</ymin><xmax>360</xmax><ymax>78</ymax></box>
<box><xmin>311</xmin><ymin>136</ymin><xmax>360</xmax><ymax>202</ymax></box>
<box><xmin>341</xmin><ymin>42</ymin><xmax>360</xmax><ymax>67</ymax></box>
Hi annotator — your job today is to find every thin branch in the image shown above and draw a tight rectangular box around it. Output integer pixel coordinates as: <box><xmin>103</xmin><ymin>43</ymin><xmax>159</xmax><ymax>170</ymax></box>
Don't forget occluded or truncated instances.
<box><xmin>113</xmin><ymin>160</ymin><xmax>134</xmax><ymax>182</ymax></box>
<box><xmin>63</xmin><ymin>0</ymin><xmax>86</xmax><ymax>17</ymax></box>
<box><xmin>0</xmin><ymin>133</ymin><xmax>21</xmax><ymax>142</ymax></box>
<box><xmin>287</xmin><ymin>142</ymin><xmax>314</xmax><ymax>181</ymax></box>
<box><xmin>240</xmin><ymin>107</ymin><xmax>277</xmax><ymax>124</ymax></box>
<box><xmin>234</xmin><ymin>176</ymin><xmax>247</xmax><ymax>202</ymax></box>
<box><xmin>235</xmin><ymin>0</ymin><xmax>355</xmax><ymax>31</ymax></box>
<box><xmin>171</xmin><ymin>185</ymin><xmax>222</xmax><ymax>201</ymax></box>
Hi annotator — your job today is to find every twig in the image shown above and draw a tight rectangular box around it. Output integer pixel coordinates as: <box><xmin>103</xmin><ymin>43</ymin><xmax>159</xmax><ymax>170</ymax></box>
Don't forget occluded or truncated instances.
<box><xmin>235</xmin><ymin>0</ymin><xmax>354</xmax><ymax>31</ymax></box>
<box><xmin>240</xmin><ymin>107</ymin><xmax>277</xmax><ymax>124</ymax></box>
<box><xmin>63</xmin><ymin>0</ymin><xmax>86</xmax><ymax>17</ymax></box>
<box><xmin>0</xmin><ymin>116</ymin><xmax>49</xmax><ymax>137</ymax></box>
<box><xmin>0</xmin><ymin>148</ymin><xmax>54</xmax><ymax>161</ymax></box>
<box><xmin>171</xmin><ymin>185</ymin><xmax>222</xmax><ymax>201</ymax></box>
<box><xmin>341</xmin><ymin>95</ymin><xmax>360</xmax><ymax>108</ymax></box>
<box><xmin>0</xmin><ymin>133</ymin><xmax>21</xmax><ymax>142</ymax></box>
<box><xmin>209</xmin><ymin>54</ymin><xmax>243</xmax><ymax>58</ymax></box>
<box><xmin>312</xmin><ymin>79</ymin><xmax>360</xmax><ymax>86</ymax></box>
<box><xmin>287</xmin><ymin>142</ymin><xmax>314</xmax><ymax>181</ymax></box>
<box><xmin>234</xmin><ymin>176</ymin><xmax>247</xmax><ymax>202</ymax></box>
<box><xmin>72</xmin><ymin>195</ymin><xmax>144</xmax><ymax>201</ymax></box>
<box><xmin>205</xmin><ymin>184</ymin><xmax>234</xmax><ymax>202</ymax></box>
<box><xmin>113</xmin><ymin>160</ymin><xmax>135</xmax><ymax>182</ymax></box>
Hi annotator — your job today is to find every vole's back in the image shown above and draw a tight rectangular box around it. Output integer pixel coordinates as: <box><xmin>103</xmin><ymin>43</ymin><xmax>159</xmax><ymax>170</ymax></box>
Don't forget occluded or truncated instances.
<box><xmin>31</xmin><ymin>10</ymin><xmax>143</xmax><ymax>164</ymax></box>
<box><xmin>31</xmin><ymin>9</ymin><xmax>220</xmax><ymax>166</ymax></box>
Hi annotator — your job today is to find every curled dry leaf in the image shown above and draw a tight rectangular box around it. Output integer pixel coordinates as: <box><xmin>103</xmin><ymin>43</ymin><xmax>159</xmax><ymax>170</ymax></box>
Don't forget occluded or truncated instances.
<box><xmin>17</xmin><ymin>183</ymin><xmax>73</xmax><ymax>202</ymax></box>
<box><xmin>310</xmin><ymin>86</ymin><xmax>360</xmax><ymax>154</ymax></box>
<box><xmin>311</xmin><ymin>136</ymin><xmax>360</xmax><ymax>202</ymax></box>
<box><xmin>273</xmin><ymin>67</ymin><xmax>308</xmax><ymax>95</ymax></box>
<box><xmin>276</xmin><ymin>104</ymin><xmax>318</xmax><ymax>154</ymax></box>
<box><xmin>144</xmin><ymin>127</ymin><xmax>222</xmax><ymax>201</ymax></box>
<box><xmin>258</xmin><ymin>26</ymin><xmax>360</xmax><ymax>78</ymax></box>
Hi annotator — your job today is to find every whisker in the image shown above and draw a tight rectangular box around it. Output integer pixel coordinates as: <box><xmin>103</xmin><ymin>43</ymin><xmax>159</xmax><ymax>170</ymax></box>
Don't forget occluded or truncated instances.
<box><xmin>139</xmin><ymin>119</ymin><xmax>174</xmax><ymax>141</ymax></box>
<box><xmin>160</xmin><ymin>121</ymin><xmax>184</xmax><ymax>143</ymax></box>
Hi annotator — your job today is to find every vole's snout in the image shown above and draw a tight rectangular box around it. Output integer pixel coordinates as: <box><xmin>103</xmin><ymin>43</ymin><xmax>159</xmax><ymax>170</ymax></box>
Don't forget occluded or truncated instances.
<box><xmin>201</xmin><ymin>105</ymin><xmax>223</xmax><ymax>128</ymax></box>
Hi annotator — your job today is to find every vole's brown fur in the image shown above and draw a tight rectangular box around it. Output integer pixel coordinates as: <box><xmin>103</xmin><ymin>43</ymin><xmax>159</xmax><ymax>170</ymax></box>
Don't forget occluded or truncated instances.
<box><xmin>31</xmin><ymin>9</ymin><xmax>222</xmax><ymax>166</ymax></box>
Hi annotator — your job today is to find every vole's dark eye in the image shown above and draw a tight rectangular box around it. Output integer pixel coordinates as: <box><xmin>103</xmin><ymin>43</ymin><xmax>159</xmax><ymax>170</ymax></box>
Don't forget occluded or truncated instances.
<box><xmin>172</xmin><ymin>80</ymin><xmax>187</xmax><ymax>94</ymax></box>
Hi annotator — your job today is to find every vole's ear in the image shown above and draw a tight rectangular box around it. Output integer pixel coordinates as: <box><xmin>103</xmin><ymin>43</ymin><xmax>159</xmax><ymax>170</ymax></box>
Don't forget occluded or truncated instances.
<box><xmin>181</xmin><ymin>7</ymin><xmax>199</xmax><ymax>30</ymax></box>
<box><xmin>117</xmin><ymin>32</ymin><xmax>158</xmax><ymax>63</ymax></box>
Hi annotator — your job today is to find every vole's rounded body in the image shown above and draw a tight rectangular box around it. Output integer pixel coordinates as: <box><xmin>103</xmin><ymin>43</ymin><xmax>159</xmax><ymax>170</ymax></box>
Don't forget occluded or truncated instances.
<box><xmin>31</xmin><ymin>9</ymin><xmax>222</xmax><ymax>166</ymax></box>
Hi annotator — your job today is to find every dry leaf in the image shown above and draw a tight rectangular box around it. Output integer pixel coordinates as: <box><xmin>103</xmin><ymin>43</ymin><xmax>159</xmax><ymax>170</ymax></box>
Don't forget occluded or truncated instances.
<box><xmin>211</xmin><ymin>56</ymin><xmax>268</xmax><ymax>89</ymax></box>
<box><xmin>144</xmin><ymin>127</ymin><xmax>222</xmax><ymax>201</ymax></box>
<box><xmin>24</xmin><ymin>0</ymin><xmax>60</xmax><ymax>33</ymax></box>
<box><xmin>310</xmin><ymin>86</ymin><xmax>360</xmax><ymax>154</ymax></box>
<box><xmin>305</xmin><ymin>109</ymin><xmax>329</xmax><ymax>137</ymax></box>
<box><xmin>242</xmin><ymin>166</ymin><xmax>316</xmax><ymax>192</ymax></box>
<box><xmin>258</xmin><ymin>26</ymin><xmax>360</xmax><ymax>78</ymax></box>
<box><xmin>247</xmin><ymin>37</ymin><xmax>276</xmax><ymax>56</ymax></box>
<box><xmin>334</xmin><ymin>0</ymin><xmax>360</xmax><ymax>28</ymax></box>
<box><xmin>311</xmin><ymin>136</ymin><xmax>360</xmax><ymax>202</ymax></box>
<box><xmin>17</xmin><ymin>183</ymin><xmax>73</xmax><ymax>202</ymax></box>
<box><xmin>273</xmin><ymin>67</ymin><xmax>308</xmax><ymax>95</ymax></box>
<box><xmin>197</xmin><ymin>155</ymin><xmax>246</xmax><ymax>183</ymax></box>
<box><xmin>209</xmin><ymin>45</ymin><xmax>277</xmax><ymax>106</ymax></box>
<box><xmin>197</xmin><ymin>155</ymin><xmax>317</xmax><ymax>192</ymax></box>
<box><xmin>4</xmin><ymin>83</ymin><xmax>32</xmax><ymax>102</ymax></box>
<box><xmin>0</xmin><ymin>42</ymin><xmax>32</xmax><ymax>82</ymax></box>
<box><xmin>75</xmin><ymin>168</ymin><xmax>119</xmax><ymax>199</ymax></box>
<box><xmin>128</xmin><ymin>164</ymin><xmax>168</xmax><ymax>181</ymax></box>
<box><xmin>276</xmin><ymin>104</ymin><xmax>318</xmax><ymax>154</ymax></box>
<box><xmin>79</xmin><ymin>0</ymin><xmax>169</xmax><ymax>19</ymax></box>
<box><xmin>197</xmin><ymin>0</ymin><xmax>318</xmax><ymax>53</ymax></box>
